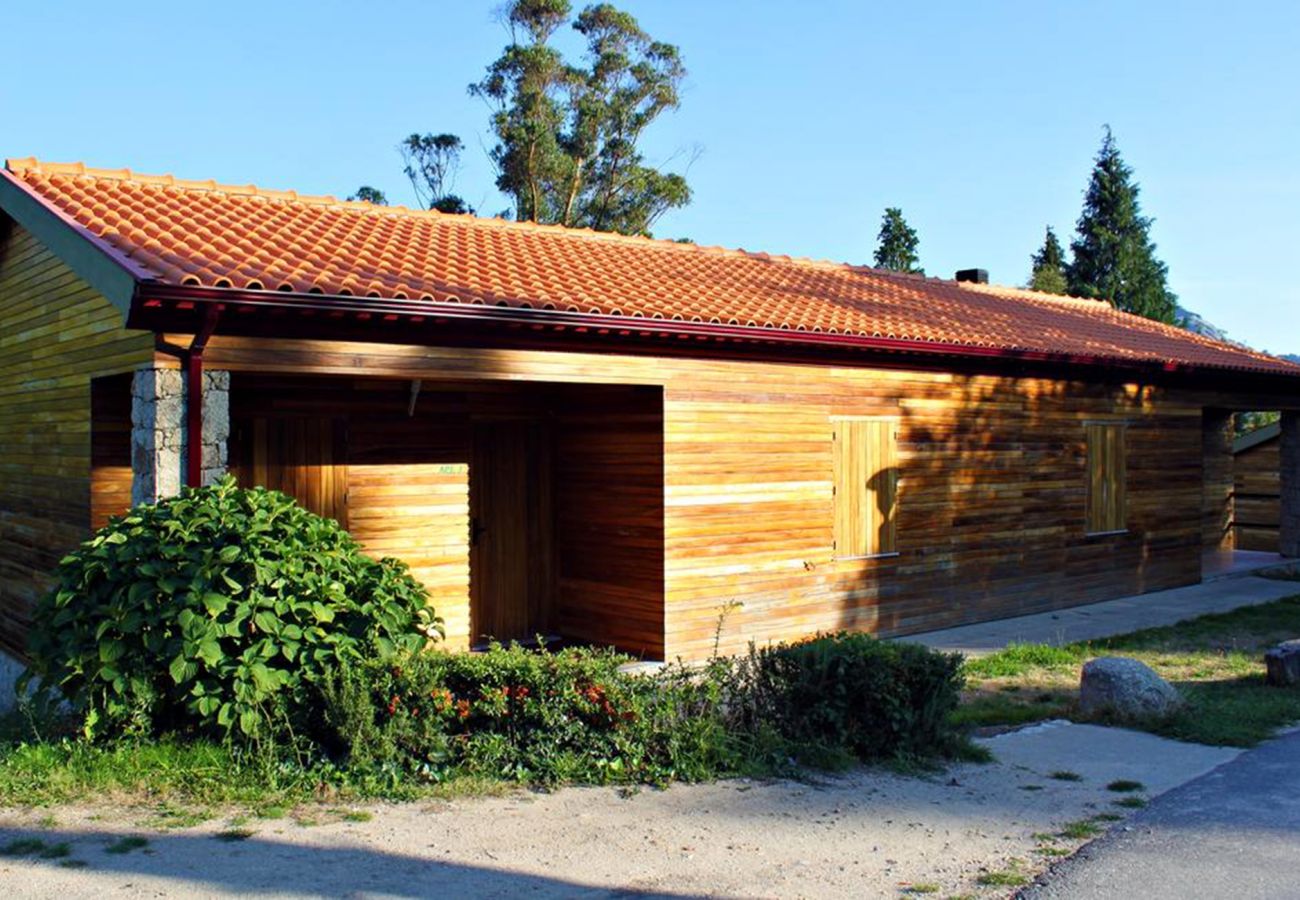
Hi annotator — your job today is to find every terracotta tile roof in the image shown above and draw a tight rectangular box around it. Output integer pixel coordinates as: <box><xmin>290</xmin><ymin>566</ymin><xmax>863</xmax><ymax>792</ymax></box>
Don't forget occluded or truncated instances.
<box><xmin>4</xmin><ymin>157</ymin><xmax>1297</xmax><ymax>376</ymax></box>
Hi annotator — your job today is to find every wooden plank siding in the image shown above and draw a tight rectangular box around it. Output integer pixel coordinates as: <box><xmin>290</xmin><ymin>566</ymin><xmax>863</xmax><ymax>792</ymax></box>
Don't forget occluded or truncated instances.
<box><xmin>0</xmin><ymin>222</ymin><xmax>154</xmax><ymax>657</ymax></box>
<box><xmin>1234</xmin><ymin>433</ymin><xmax>1280</xmax><ymax>552</ymax></box>
<box><xmin>174</xmin><ymin>333</ymin><xmax>1300</xmax><ymax>662</ymax></box>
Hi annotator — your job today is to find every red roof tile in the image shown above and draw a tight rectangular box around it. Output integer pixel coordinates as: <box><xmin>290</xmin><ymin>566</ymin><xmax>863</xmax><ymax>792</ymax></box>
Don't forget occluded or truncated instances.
<box><xmin>4</xmin><ymin>157</ymin><xmax>1297</xmax><ymax>376</ymax></box>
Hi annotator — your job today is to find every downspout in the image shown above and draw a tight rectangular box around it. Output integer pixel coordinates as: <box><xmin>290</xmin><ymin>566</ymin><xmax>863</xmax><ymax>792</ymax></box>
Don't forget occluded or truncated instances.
<box><xmin>155</xmin><ymin>306</ymin><xmax>220</xmax><ymax>489</ymax></box>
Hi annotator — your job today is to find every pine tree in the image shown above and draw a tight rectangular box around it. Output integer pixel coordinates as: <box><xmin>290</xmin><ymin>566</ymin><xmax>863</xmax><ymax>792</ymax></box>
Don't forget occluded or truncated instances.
<box><xmin>873</xmin><ymin>207</ymin><xmax>923</xmax><ymax>274</ymax></box>
<box><xmin>1066</xmin><ymin>128</ymin><xmax>1177</xmax><ymax>323</ymax></box>
<box><xmin>1028</xmin><ymin>226</ymin><xmax>1068</xmax><ymax>294</ymax></box>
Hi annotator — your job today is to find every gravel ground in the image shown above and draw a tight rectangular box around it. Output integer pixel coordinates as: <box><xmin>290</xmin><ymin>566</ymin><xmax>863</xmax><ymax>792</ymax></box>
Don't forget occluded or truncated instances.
<box><xmin>0</xmin><ymin>722</ymin><xmax>1239</xmax><ymax>899</ymax></box>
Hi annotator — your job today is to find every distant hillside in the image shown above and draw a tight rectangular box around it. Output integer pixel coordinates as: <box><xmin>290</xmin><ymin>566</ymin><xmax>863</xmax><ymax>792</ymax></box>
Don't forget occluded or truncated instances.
<box><xmin>1175</xmin><ymin>305</ymin><xmax>1233</xmax><ymax>343</ymax></box>
<box><xmin>1176</xmin><ymin>305</ymin><xmax>1297</xmax><ymax>362</ymax></box>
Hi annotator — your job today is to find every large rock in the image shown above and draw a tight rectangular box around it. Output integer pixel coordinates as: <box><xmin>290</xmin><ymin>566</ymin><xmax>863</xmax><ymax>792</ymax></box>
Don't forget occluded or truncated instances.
<box><xmin>1265</xmin><ymin>641</ymin><xmax>1300</xmax><ymax>687</ymax></box>
<box><xmin>1080</xmin><ymin>657</ymin><xmax>1182</xmax><ymax>721</ymax></box>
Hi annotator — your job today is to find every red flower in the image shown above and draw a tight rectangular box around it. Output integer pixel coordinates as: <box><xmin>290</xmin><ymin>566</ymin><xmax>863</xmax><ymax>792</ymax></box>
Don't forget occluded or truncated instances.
<box><xmin>456</xmin><ymin>698</ymin><xmax>471</xmax><ymax>720</ymax></box>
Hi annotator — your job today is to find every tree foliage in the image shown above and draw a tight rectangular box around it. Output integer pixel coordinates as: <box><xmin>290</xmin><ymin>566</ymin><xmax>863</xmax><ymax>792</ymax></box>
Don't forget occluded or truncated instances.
<box><xmin>347</xmin><ymin>186</ymin><xmax>388</xmax><ymax>205</ymax></box>
<box><xmin>872</xmin><ymin>207</ymin><xmax>923</xmax><ymax>274</ymax></box>
<box><xmin>464</xmin><ymin>1</ymin><xmax>691</xmax><ymax>235</ymax></box>
<box><xmin>1028</xmin><ymin>225</ymin><xmax>1068</xmax><ymax>294</ymax></box>
<box><xmin>401</xmin><ymin>133</ymin><xmax>474</xmax><ymax>214</ymax></box>
<box><xmin>1066</xmin><ymin>128</ymin><xmax>1177</xmax><ymax>323</ymax></box>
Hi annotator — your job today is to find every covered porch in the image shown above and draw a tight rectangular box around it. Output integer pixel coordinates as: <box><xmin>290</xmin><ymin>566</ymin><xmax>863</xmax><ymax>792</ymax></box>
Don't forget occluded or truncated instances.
<box><xmin>92</xmin><ymin>369</ymin><xmax>668</xmax><ymax>659</ymax></box>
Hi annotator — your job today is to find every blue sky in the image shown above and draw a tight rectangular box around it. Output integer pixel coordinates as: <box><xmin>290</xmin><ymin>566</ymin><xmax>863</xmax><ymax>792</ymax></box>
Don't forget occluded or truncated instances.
<box><xmin>3</xmin><ymin>1</ymin><xmax>1297</xmax><ymax>352</ymax></box>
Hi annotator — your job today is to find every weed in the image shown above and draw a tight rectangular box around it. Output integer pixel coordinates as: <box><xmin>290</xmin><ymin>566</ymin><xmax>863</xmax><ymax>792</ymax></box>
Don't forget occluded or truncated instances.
<box><xmin>902</xmin><ymin>884</ymin><xmax>940</xmax><ymax>894</ymax></box>
<box><xmin>1091</xmin><ymin>812</ymin><xmax>1123</xmax><ymax>822</ymax></box>
<box><xmin>214</xmin><ymin>828</ymin><xmax>255</xmax><ymax>842</ymax></box>
<box><xmin>1019</xmin><ymin>784</ymin><xmax>1044</xmax><ymax>791</ymax></box>
<box><xmin>104</xmin><ymin>836</ymin><xmax>149</xmax><ymax>854</ymax></box>
<box><xmin>256</xmin><ymin>805</ymin><xmax>289</xmax><ymax>819</ymax></box>
<box><xmin>1059</xmin><ymin>819</ymin><xmax>1103</xmax><ymax>839</ymax></box>
<box><xmin>57</xmin><ymin>859</ymin><xmax>88</xmax><ymax>869</ymax></box>
<box><xmin>342</xmin><ymin>810</ymin><xmax>373</xmax><ymax>823</ymax></box>
<box><xmin>1</xmin><ymin>837</ymin><xmax>48</xmax><ymax>856</ymax></box>
<box><xmin>39</xmin><ymin>842</ymin><xmax>71</xmax><ymax>859</ymax></box>
<box><xmin>1049</xmin><ymin>770</ymin><xmax>1083</xmax><ymax>781</ymax></box>
<box><xmin>1107</xmin><ymin>779</ymin><xmax>1145</xmax><ymax>793</ymax></box>
<box><xmin>1113</xmin><ymin>796</ymin><xmax>1147</xmax><ymax>809</ymax></box>
<box><xmin>35</xmin><ymin>814</ymin><xmax>57</xmax><ymax>829</ymax></box>
<box><xmin>976</xmin><ymin>869</ymin><xmax>1028</xmax><ymax>887</ymax></box>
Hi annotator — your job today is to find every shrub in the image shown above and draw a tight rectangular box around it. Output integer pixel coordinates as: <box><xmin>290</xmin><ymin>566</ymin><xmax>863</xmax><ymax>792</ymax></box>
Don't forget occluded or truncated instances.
<box><xmin>24</xmin><ymin>477</ymin><xmax>441</xmax><ymax>740</ymax></box>
<box><xmin>317</xmin><ymin>643</ymin><xmax>737</xmax><ymax>786</ymax></box>
<box><xmin>732</xmin><ymin>632</ymin><xmax>966</xmax><ymax>763</ymax></box>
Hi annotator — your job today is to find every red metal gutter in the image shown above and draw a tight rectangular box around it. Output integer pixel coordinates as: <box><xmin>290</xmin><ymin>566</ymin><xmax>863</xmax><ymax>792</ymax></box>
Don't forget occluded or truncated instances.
<box><xmin>132</xmin><ymin>283</ymin><xmax>1300</xmax><ymax>383</ymax></box>
<box><xmin>152</xmin><ymin>305</ymin><xmax>220</xmax><ymax>488</ymax></box>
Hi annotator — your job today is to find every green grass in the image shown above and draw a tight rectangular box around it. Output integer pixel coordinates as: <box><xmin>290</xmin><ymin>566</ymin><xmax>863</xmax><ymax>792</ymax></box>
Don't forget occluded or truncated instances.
<box><xmin>1113</xmin><ymin>796</ymin><xmax>1147</xmax><ymax>809</ymax></box>
<box><xmin>901</xmin><ymin>884</ymin><xmax>940</xmax><ymax>895</ymax></box>
<box><xmin>214</xmin><ymin>828</ymin><xmax>255</xmax><ymax>842</ymax></box>
<box><xmin>1</xmin><ymin>837</ymin><xmax>49</xmax><ymax>856</ymax></box>
<box><xmin>976</xmin><ymin>868</ymin><xmax>1028</xmax><ymax>887</ymax></box>
<box><xmin>958</xmin><ymin>595</ymin><xmax>1300</xmax><ymax>746</ymax></box>
<box><xmin>342</xmin><ymin>810</ymin><xmax>373</xmax><ymax>823</ymax></box>
<box><xmin>1107</xmin><ymin>779</ymin><xmax>1144</xmax><ymax>793</ymax></box>
<box><xmin>1059</xmin><ymin>819</ymin><xmax>1103</xmax><ymax>839</ymax></box>
<box><xmin>104</xmin><ymin>836</ymin><xmax>149</xmax><ymax>854</ymax></box>
<box><xmin>1048</xmin><ymin>770</ymin><xmax>1083</xmax><ymax>781</ymax></box>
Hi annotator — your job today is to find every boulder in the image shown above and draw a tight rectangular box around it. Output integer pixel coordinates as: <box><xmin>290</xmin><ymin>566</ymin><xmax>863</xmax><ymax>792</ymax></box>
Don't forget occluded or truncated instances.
<box><xmin>1079</xmin><ymin>657</ymin><xmax>1182</xmax><ymax>720</ymax></box>
<box><xmin>1265</xmin><ymin>640</ymin><xmax>1300</xmax><ymax>687</ymax></box>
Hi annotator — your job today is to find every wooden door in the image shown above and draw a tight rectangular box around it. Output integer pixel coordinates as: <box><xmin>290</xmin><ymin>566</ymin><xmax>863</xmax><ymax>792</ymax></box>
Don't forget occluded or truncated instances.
<box><xmin>470</xmin><ymin>421</ymin><xmax>553</xmax><ymax>644</ymax></box>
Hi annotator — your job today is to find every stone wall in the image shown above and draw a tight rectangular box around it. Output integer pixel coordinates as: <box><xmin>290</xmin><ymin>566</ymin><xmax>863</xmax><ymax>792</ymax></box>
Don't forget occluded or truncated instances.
<box><xmin>131</xmin><ymin>366</ymin><xmax>229</xmax><ymax>506</ymax></box>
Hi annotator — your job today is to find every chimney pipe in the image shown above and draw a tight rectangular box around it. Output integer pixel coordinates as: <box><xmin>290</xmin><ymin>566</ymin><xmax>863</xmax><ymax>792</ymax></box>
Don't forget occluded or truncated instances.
<box><xmin>955</xmin><ymin>268</ymin><xmax>989</xmax><ymax>284</ymax></box>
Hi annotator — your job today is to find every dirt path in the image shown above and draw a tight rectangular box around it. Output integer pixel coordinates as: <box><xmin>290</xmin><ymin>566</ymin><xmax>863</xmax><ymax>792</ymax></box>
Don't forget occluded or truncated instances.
<box><xmin>0</xmin><ymin>722</ymin><xmax>1238</xmax><ymax>899</ymax></box>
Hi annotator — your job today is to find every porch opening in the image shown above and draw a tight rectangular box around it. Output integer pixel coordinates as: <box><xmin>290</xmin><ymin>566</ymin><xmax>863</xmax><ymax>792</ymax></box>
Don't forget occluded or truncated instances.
<box><xmin>226</xmin><ymin>374</ymin><xmax>666</xmax><ymax>660</ymax></box>
<box><xmin>1200</xmin><ymin>409</ymin><xmax>1287</xmax><ymax>581</ymax></box>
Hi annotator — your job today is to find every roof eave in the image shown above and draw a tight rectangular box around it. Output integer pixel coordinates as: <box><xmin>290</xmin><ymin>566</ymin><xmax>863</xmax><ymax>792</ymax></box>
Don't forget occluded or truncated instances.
<box><xmin>0</xmin><ymin>167</ymin><xmax>146</xmax><ymax>317</ymax></box>
<box><xmin>132</xmin><ymin>282</ymin><xmax>1300</xmax><ymax>387</ymax></box>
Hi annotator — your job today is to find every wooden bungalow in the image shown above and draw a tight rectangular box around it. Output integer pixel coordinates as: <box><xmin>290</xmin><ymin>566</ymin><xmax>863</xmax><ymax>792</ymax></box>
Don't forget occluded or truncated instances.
<box><xmin>2</xmin><ymin>158</ymin><xmax>1298</xmax><ymax>665</ymax></box>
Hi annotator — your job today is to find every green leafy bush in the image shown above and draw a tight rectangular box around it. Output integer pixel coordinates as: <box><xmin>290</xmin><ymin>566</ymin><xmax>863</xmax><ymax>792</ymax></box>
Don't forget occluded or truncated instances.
<box><xmin>24</xmin><ymin>477</ymin><xmax>441</xmax><ymax>740</ymax></box>
<box><xmin>732</xmin><ymin>632</ymin><xmax>966</xmax><ymax>763</ymax></box>
<box><xmin>317</xmin><ymin>643</ymin><xmax>738</xmax><ymax>785</ymax></box>
<box><xmin>317</xmin><ymin>633</ymin><xmax>968</xmax><ymax>787</ymax></box>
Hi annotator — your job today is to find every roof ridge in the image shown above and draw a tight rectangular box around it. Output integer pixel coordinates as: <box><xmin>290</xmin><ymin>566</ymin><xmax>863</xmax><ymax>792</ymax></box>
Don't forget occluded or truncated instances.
<box><xmin>3</xmin><ymin>157</ymin><xmax>1018</xmax><ymax>289</ymax></box>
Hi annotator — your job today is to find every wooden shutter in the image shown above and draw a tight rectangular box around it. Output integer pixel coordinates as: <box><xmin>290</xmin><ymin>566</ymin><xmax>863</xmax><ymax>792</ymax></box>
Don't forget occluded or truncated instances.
<box><xmin>833</xmin><ymin>419</ymin><xmax>898</xmax><ymax>557</ymax></box>
<box><xmin>236</xmin><ymin>417</ymin><xmax>348</xmax><ymax>527</ymax></box>
<box><xmin>1086</xmin><ymin>423</ymin><xmax>1126</xmax><ymax>533</ymax></box>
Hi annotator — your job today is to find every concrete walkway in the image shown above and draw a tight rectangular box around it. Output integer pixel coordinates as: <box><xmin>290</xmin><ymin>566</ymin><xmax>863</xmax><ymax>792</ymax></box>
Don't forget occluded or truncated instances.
<box><xmin>902</xmin><ymin>573</ymin><xmax>1299</xmax><ymax>657</ymax></box>
<box><xmin>1022</xmin><ymin>727</ymin><xmax>1300</xmax><ymax>900</ymax></box>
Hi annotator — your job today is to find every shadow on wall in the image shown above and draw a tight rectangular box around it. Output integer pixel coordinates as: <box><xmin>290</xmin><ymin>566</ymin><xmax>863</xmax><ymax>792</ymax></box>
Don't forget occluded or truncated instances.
<box><xmin>831</xmin><ymin>369</ymin><xmax>1205</xmax><ymax>640</ymax></box>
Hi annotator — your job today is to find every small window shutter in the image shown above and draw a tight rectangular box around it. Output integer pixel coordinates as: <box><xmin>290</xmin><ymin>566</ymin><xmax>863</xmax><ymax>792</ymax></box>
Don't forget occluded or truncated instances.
<box><xmin>833</xmin><ymin>419</ymin><xmax>898</xmax><ymax>556</ymax></box>
<box><xmin>1086</xmin><ymin>423</ymin><xmax>1126</xmax><ymax>533</ymax></box>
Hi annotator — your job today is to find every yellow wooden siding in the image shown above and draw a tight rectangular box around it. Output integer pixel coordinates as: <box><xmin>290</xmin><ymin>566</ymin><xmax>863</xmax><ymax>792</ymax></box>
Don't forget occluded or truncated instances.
<box><xmin>0</xmin><ymin>223</ymin><xmax>154</xmax><ymax>657</ymax></box>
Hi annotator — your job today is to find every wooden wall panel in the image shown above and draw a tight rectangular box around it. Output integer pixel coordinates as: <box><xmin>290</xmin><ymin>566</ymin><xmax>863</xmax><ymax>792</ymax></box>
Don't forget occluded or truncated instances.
<box><xmin>90</xmin><ymin>373</ymin><xmax>134</xmax><ymax>531</ymax></box>
<box><xmin>1202</xmin><ymin>410</ymin><xmax>1235</xmax><ymax>552</ymax></box>
<box><xmin>1234</xmin><ymin>436</ymin><xmax>1280</xmax><ymax>552</ymax></box>
<box><xmin>0</xmin><ymin>223</ymin><xmax>153</xmax><ymax>658</ymax></box>
<box><xmin>554</xmin><ymin>387</ymin><xmax>664</xmax><ymax>659</ymax></box>
<box><xmin>175</xmin><ymin>335</ymin><xmax>1294</xmax><ymax>662</ymax></box>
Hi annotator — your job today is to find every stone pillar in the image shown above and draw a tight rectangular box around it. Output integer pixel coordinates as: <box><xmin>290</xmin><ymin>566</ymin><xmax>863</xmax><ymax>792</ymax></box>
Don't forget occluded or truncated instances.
<box><xmin>1282</xmin><ymin>411</ymin><xmax>1300</xmax><ymax>558</ymax></box>
<box><xmin>131</xmin><ymin>366</ymin><xmax>229</xmax><ymax>506</ymax></box>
